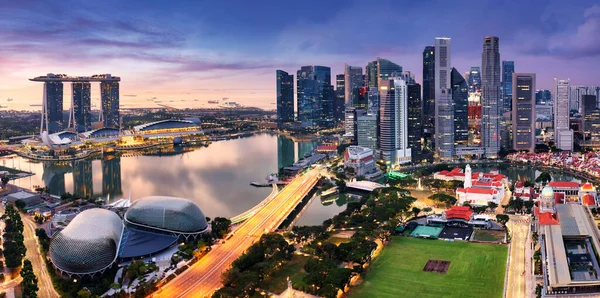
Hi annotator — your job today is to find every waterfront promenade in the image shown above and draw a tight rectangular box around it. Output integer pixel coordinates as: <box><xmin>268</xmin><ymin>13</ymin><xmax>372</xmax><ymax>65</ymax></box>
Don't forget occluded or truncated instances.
<box><xmin>152</xmin><ymin>168</ymin><xmax>321</xmax><ymax>298</ymax></box>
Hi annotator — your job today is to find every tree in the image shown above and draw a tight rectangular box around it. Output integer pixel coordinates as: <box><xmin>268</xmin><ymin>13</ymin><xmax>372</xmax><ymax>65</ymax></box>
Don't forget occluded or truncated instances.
<box><xmin>428</xmin><ymin>193</ymin><xmax>457</xmax><ymax>208</ymax></box>
<box><xmin>20</xmin><ymin>259</ymin><xmax>38</xmax><ymax>298</ymax></box>
<box><xmin>211</xmin><ymin>217</ymin><xmax>232</xmax><ymax>239</ymax></box>
<box><xmin>422</xmin><ymin>207</ymin><xmax>432</xmax><ymax>213</ymax></box>
<box><xmin>535</xmin><ymin>172</ymin><xmax>552</xmax><ymax>185</ymax></box>
<box><xmin>508</xmin><ymin>198</ymin><xmax>525</xmax><ymax>213</ymax></box>
<box><xmin>1</xmin><ymin>176</ymin><xmax>9</xmax><ymax>188</ymax></box>
<box><xmin>496</xmin><ymin>214</ymin><xmax>510</xmax><ymax>227</ymax></box>
<box><xmin>487</xmin><ymin>202</ymin><xmax>498</xmax><ymax>211</ymax></box>
<box><xmin>14</xmin><ymin>200</ymin><xmax>26</xmax><ymax>211</ymax></box>
<box><xmin>411</xmin><ymin>207</ymin><xmax>421</xmax><ymax>218</ymax></box>
<box><xmin>524</xmin><ymin>200</ymin><xmax>535</xmax><ymax>214</ymax></box>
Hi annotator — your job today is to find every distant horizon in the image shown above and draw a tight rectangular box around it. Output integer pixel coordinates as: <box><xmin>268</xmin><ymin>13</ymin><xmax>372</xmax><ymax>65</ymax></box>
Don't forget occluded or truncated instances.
<box><xmin>1</xmin><ymin>0</ymin><xmax>600</xmax><ymax>110</ymax></box>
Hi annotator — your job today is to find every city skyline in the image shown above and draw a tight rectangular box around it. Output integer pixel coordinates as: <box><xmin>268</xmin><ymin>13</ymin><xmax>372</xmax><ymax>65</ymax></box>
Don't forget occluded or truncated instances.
<box><xmin>1</xmin><ymin>0</ymin><xmax>600</xmax><ymax>110</ymax></box>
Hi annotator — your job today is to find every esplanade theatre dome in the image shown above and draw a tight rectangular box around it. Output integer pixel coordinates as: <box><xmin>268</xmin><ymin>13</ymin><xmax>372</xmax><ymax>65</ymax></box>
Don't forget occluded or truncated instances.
<box><xmin>124</xmin><ymin>196</ymin><xmax>209</xmax><ymax>235</ymax></box>
<box><xmin>49</xmin><ymin>208</ymin><xmax>123</xmax><ymax>276</ymax></box>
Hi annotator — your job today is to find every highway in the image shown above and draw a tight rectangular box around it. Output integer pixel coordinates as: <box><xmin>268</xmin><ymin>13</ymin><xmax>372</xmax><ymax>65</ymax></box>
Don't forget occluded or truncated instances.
<box><xmin>505</xmin><ymin>215</ymin><xmax>531</xmax><ymax>298</ymax></box>
<box><xmin>21</xmin><ymin>216</ymin><xmax>60</xmax><ymax>298</ymax></box>
<box><xmin>152</xmin><ymin>168</ymin><xmax>321</xmax><ymax>298</ymax></box>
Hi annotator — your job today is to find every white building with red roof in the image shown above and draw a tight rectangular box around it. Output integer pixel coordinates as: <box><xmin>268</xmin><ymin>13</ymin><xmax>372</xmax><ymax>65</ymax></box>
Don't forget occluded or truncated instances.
<box><xmin>514</xmin><ymin>181</ymin><xmax>535</xmax><ymax>201</ymax></box>
<box><xmin>548</xmin><ymin>181</ymin><xmax>581</xmax><ymax>203</ymax></box>
<box><xmin>448</xmin><ymin>165</ymin><xmax>506</xmax><ymax>206</ymax></box>
<box><xmin>579</xmin><ymin>182</ymin><xmax>597</xmax><ymax>206</ymax></box>
<box><xmin>343</xmin><ymin>146</ymin><xmax>381</xmax><ymax>180</ymax></box>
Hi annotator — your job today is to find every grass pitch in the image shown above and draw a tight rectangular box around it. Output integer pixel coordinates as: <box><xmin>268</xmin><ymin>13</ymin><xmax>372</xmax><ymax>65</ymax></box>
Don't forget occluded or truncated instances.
<box><xmin>351</xmin><ymin>237</ymin><xmax>507</xmax><ymax>298</ymax></box>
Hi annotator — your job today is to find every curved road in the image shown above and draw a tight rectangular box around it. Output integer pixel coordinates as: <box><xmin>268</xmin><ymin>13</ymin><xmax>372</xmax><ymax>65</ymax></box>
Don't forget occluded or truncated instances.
<box><xmin>152</xmin><ymin>168</ymin><xmax>320</xmax><ymax>298</ymax></box>
<box><xmin>22</xmin><ymin>215</ymin><xmax>60</xmax><ymax>298</ymax></box>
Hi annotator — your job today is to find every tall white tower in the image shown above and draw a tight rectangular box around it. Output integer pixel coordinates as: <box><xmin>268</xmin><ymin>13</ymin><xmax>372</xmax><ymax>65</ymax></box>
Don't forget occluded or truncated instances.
<box><xmin>464</xmin><ymin>164</ymin><xmax>472</xmax><ymax>188</ymax></box>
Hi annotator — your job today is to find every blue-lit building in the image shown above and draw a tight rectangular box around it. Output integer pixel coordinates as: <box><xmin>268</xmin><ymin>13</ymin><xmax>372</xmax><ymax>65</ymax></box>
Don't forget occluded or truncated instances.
<box><xmin>451</xmin><ymin>68</ymin><xmax>469</xmax><ymax>145</ymax></box>
<box><xmin>467</xmin><ymin>67</ymin><xmax>481</xmax><ymax>93</ymax></box>
<box><xmin>44</xmin><ymin>81</ymin><xmax>64</xmax><ymax>134</ymax></box>
<box><xmin>101</xmin><ymin>80</ymin><xmax>120</xmax><ymax>129</ymax></box>
<box><xmin>276</xmin><ymin>70</ymin><xmax>294</xmax><ymax>126</ymax></box>
<box><xmin>71</xmin><ymin>82</ymin><xmax>92</xmax><ymax>132</ymax></box>
<box><xmin>422</xmin><ymin>46</ymin><xmax>435</xmax><ymax>133</ymax></box>
<box><xmin>502</xmin><ymin>61</ymin><xmax>515</xmax><ymax>113</ymax></box>
<box><xmin>296</xmin><ymin>66</ymin><xmax>333</xmax><ymax>128</ymax></box>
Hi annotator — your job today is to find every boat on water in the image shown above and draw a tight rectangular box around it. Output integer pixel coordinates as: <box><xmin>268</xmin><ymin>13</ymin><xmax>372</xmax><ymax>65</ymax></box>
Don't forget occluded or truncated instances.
<box><xmin>7</xmin><ymin>98</ymin><xmax>13</xmax><ymax>102</ymax></box>
<box><xmin>208</xmin><ymin>100</ymin><xmax>219</xmax><ymax>104</ymax></box>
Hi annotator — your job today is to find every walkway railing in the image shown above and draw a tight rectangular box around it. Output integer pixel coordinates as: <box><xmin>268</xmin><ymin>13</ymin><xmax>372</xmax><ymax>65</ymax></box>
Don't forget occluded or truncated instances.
<box><xmin>230</xmin><ymin>184</ymin><xmax>279</xmax><ymax>224</ymax></box>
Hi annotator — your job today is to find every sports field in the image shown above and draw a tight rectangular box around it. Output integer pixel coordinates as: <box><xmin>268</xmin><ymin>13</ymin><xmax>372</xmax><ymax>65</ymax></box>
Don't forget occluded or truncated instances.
<box><xmin>351</xmin><ymin>237</ymin><xmax>507</xmax><ymax>298</ymax></box>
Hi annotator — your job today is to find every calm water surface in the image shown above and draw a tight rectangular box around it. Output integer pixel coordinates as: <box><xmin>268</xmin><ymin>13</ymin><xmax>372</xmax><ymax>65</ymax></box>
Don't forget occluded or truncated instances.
<box><xmin>2</xmin><ymin>135</ymin><xmax>581</xmax><ymax>226</ymax></box>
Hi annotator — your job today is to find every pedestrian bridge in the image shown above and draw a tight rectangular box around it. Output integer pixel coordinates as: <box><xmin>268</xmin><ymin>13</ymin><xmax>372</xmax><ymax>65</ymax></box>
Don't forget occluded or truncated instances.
<box><xmin>346</xmin><ymin>181</ymin><xmax>385</xmax><ymax>192</ymax></box>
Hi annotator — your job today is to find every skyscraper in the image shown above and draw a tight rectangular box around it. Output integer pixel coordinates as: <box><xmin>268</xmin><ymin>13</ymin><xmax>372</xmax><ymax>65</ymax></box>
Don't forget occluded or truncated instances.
<box><xmin>407</xmin><ymin>81</ymin><xmax>422</xmax><ymax>162</ymax></box>
<box><xmin>378</xmin><ymin>75</ymin><xmax>411</xmax><ymax>165</ymax></box>
<box><xmin>344</xmin><ymin>65</ymin><xmax>363</xmax><ymax>107</ymax></box>
<box><xmin>535</xmin><ymin>90</ymin><xmax>552</xmax><ymax>104</ymax></box>
<box><xmin>466</xmin><ymin>67</ymin><xmax>481</xmax><ymax>93</ymax></box>
<box><xmin>434</xmin><ymin>37</ymin><xmax>454</xmax><ymax>160</ymax></box>
<box><xmin>100</xmin><ymin>80</ymin><xmax>120</xmax><ymax>129</ymax></box>
<box><xmin>512</xmin><ymin>73</ymin><xmax>536</xmax><ymax>152</ymax></box>
<box><xmin>296</xmin><ymin>66</ymin><xmax>332</xmax><ymax>127</ymax></box>
<box><xmin>366</xmin><ymin>60</ymin><xmax>378</xmax><ymax>88</ymax></box>
<box><xmin>422</xmin><ymin>46</ymin><xmax>435</xmax><ymax>133</ymax></box>
<box><xmin>502</xmin><ymin>61</ymin><xmax>515</xmax><ymax>113</ymax></box>
<box><xmin>554</xmin><ymin>79</ymin><xmax>573</xmax><ymax>151</ymax></box>
<box><xmin>276</xmin><ymin>70</ymin><xmax>294</xmax><ymax>126</ymax></box>
<box><xmin>481</xmin><ymin>36</ymin><xmax>501</xmax><ymax>158</ymax></box>
<box><xmin>43</xmin><ymin>81</ymin><xmax>64</xmax><ymax>133</ymax></box>
<box><xmin>357</xmin><ymin>112</ymin><xmax>378</xmax><ymax>152</ymax></box>
<box><xmin>335</xmin><ymin>74</ymin><xmax>345</xmax><ymax>122</ymax></box>
<box><xmin>451</xmin><ymin>68</ymin><xmax>468</xmax><ymax>145</ymax></box>
<box><xmin>70</xmin><ymin>82</ymin><xmax>91</xmax><ymax>133</ymax></box>
<box><xmin>377</xmin><ymin>58</ymin><xmax>402</xmax><ymax>84</ymax></box>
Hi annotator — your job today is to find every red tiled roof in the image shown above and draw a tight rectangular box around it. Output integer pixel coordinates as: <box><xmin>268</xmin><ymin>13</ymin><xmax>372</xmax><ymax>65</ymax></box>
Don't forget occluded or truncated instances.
<box><xmin>539</xmin><ymin>212</ymin><xmax>560</xmax><ymax>225</ymax></box>
<box><xmin>548</xmin><ymin>181</ymin><xmax>580</xmax><ymax>188</ymax></box>
<box><xmin>581</xmin><ymin>183</ymin><xmax>595</xmax><ymax>191</ymax></box>
<box><xmin>438</xmin><ymin>170</ymin><xmax>450</xmax><ymax>175</ymax></box>
<box><xmin>515</xmin><ymin>181</ymin><xmax>524</xmax><ymax>188</ymax></box>
<box><xmin>583</xmin><ymin>194</ymin><xmax>596</xmax><ymax>206</ymax></box>
<box><xmin>457</xmin><ymin>187</ymin><xmax>497</xmax><ymax>195</ymax></box>
<box><xmin>317</xmin><ymin>145</ymin><xmax>337</xmax><ymax>151</ymax></box>
<box><xmin>554</xmin><ymin>193</ymin><xmax>565</xmax><ymax>204</ymax></box>
<box><xmin>445</xmin><ymin>206</ymin><xmax>473</xmax><ymax>221</ymax></box>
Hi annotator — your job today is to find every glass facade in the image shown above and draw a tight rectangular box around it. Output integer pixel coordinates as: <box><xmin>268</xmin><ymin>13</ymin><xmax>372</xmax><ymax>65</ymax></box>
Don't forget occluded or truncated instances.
<box><xmin>276</xmin><ymin>70</ymin><xmax>294</xmax><ymax>125</ymax></box>
<box><xmin>72</xmin><ymin>82</ymin><xmax>92</xmax><ymax>132</ymax></box>
<box><xmin>481</xmin><ymin>36</ymin><xmax>502</xmax><ymax>157</ymax></box>
<box><xmin>296</xmin><ymin>66</ymin><xmax>333</xmax><ymax>127</ymax></box>
<box><xmin>512</xmin><ymin>73</ymin><xmax>536</xmax><ymax>152</ymax></box>
<box><xmin>101</xmin><ymin>81</ymin><xmax>120</xmax><ymax>129</ymax></box>
<box><xmin>422</xmin><ymin>46</ymin><xmax>435</xmax><ymax>132</ymax></box>
<box><xmin>50</xmin><ymin>209</ymin><xmax>123</xmax><ymax>275</ymax></box>
<box><xmin>451</xmin><ymin>68</ymin><xmax>469</xmax><ymax>145</ymax></box>
<box><xmin>125</xmin><ymin>196</ymin><xmax>209</xmax><ymax>233</ymax></box>
<box><xmin>502</xmin><ymin>61</ymin><xmax>515</xmax><ymax>113</ymax></box>
<box><xmin>335</xmin><ymin>74</ymin><xmax>345</xmax><ymax>122</ymax></box>
<box><xmin>407</xmin><ymin>83</ymin><xmax>422</xmax><ymax>161</ymax></box>
<box><xmin>44</xmin><ymin>81</ymin><xmax>64</xmax><ymax>133</ymax></box>
<box><xmin>467</xmin><ymin>67</ymin><xmax>481</xmax><ymax>93</ymax></box>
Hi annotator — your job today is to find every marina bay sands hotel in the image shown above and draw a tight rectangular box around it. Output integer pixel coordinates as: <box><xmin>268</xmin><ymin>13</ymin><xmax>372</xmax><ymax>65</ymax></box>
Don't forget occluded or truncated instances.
<box><xmin>30</xmin><ymin>73</ymin><xmax>120</xmax><ymax>134</ymax></box>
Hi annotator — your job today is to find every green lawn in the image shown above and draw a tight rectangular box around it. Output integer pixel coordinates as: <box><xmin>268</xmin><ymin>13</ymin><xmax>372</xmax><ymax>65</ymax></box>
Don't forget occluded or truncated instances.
<box><xmin>262</xmin><ymin>254</ymin><xmax>310</xmax><ymax>294</ymax></box>
<box><xmin>351</xmin><ymin>237</ymin><xmax>507</xmax><ymax>298</ymax></box>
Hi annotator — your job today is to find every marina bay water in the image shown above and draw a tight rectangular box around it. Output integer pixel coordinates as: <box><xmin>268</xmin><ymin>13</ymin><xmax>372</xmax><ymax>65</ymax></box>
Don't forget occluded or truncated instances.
<box><xmin>2</xmin><ymin>134</ymin><xmax>581</xmax><ymax>226</ymax></box>
<box><xmin>2</xmin><ymin>133</ymin><xmax>347</xmax><ymax>225</ymax></box>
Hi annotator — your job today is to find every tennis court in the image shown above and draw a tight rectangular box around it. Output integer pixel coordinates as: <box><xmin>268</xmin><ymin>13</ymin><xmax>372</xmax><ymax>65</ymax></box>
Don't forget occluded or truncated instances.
<box><xmin>410</xmin><ymin>225</ymin><xmax>443</xmax><ymax>239</ymax></box>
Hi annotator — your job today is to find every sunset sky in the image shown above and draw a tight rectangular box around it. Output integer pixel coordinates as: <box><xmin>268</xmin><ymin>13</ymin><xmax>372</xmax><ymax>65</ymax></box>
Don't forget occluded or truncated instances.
<box><xmin>1</xmin><ymin>0</ymin><xmax>599</xmax><ymax>110</ymax></box>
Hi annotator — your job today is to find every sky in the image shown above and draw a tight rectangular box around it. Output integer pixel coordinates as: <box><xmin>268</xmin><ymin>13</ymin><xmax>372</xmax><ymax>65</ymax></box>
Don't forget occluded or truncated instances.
<box><xmin>1</xmin><ymin>0</ymin><xmax>600</xmax><ymax>111</ymax></box>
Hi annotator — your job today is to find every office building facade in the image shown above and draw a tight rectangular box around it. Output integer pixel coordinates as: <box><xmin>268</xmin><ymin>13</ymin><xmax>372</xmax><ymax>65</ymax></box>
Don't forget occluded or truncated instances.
<box><xmin>407</xmin><ymin>82</ymin><xmax>422</xmax><ymax>162</ymax></box>
<box><xmin>536</xmin><ymin>90</ymin><xmax>552</xmax><ymax>104</ymax></box>
<box><xmin>481</xmin><ymin>36</ymin><xmax>502</xmax><ymax>158</ymax></box>
<box><xmin>555</xmin><ymin>79</ymin><xmax>573</xmax><ymax>151</ymax></box>
<box><xmin>512</xmin><ymin>73</ymin><xmax>536</xmax><ymax>152</ymax></box>
<box><xmin>502</xmin><ymin>61</ymin><xmax>515</xmax><ymax>113</ymax></box>
<box><xmin>101</xmin><ymin>81</ymin><xmax>120</xmax><ymax>129</ymax></box>
<box><xmin>71</xmin><ymin>82</ymin><xmax>91</xmax><ymax>133</ymax></box>
<box><xmin>379</xmin><ymin>76</ymin><xmax>411</xmax><ymax>165</ymax></box>
<box><xmin>276</xmin><ymin>70</ymin><xmax>294</xmax><ymax>126</ymax></box>
<box><xmin>467</xmin><ymin>67</ymin><xmax>482</xmax><ymax>93</ymax></box>
<box><xmin>43</xmin><ymin>81</ymin><xmax>64</xmax><ymax>134</ymax></box>
<box><xmin>422</xmin><ymin>46</ymin><xmax>435</xmax><ymax>133</ymax></box>
<box><xmin>344</xmin><ymin>64</ymin><xmax>363</xmax><ymax>107</ymax></box>
<box><xmin>357</xmin><ymin>112</ymin><xmax>378</xmax><ymax>152</ymax></box>
<box><xmin>451</xmin><ymin>68</ymin><xmax>469</xmax><ymax>146</ymax></box>
<box><xmin>434</xmin><ymin>37</ymin><xmax>454</xmax><ymax>160</ymax></box>
<box><xmin>296</xmin><ymin>66</ymin><xmax>332</xmax><ymax>128</ymax></box>
<box><xmin>335</xmin><ymin>74</ymin><xmax>345</xmax><ymax>122</ymax></box>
